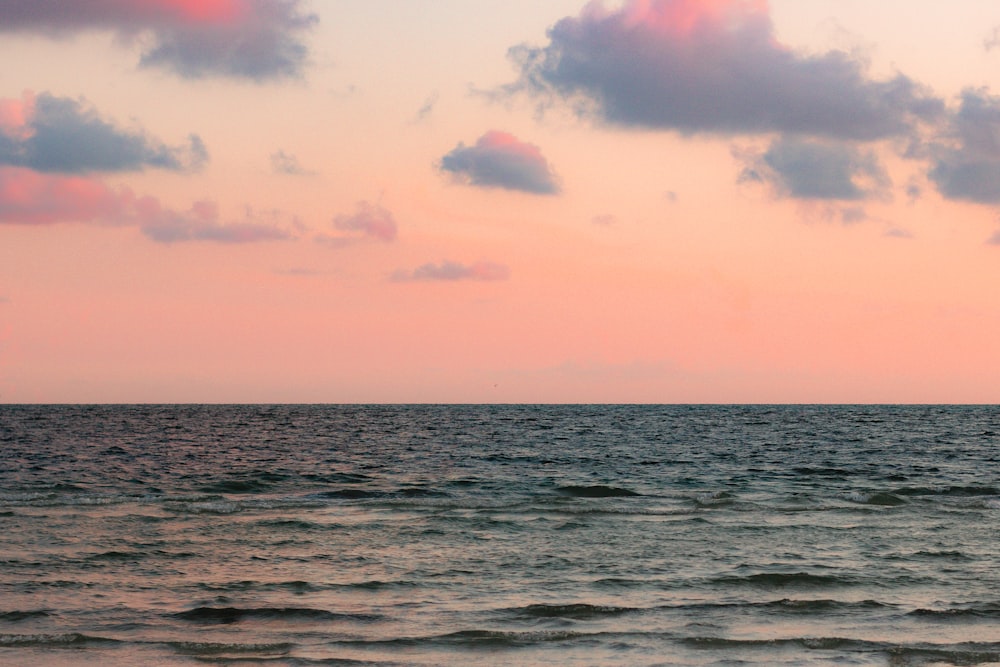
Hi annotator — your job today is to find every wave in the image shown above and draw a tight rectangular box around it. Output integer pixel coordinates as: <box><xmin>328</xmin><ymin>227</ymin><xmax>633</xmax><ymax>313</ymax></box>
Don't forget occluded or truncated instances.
<box><xmin>893</xmin><ymin>485</ymin><xmax>1000</xmax><ymax>497</ymax></box>
<box><xmin>909</xmin><ymin>603</ymin><xmax>1000</xmax><ymax>619</ymax></box>
<box><xmin>710</xmin><ymin>572</ymin><xmax>859</xmax><ymax>588</ymax></box>
<box><xmin>172</xmin><ymin>606</ymin><xmax>381</xmax><ymax>624</ymax></box>
<box><xmin>555</xmin><ymin>485</ymin><xmax>641</xmax><ymax>498</ymax></box>
<box><xmin>842</xmin><ymin>491</ymin><xmax>907</xmax><ymax>506</ymax></box>
<box><xmin>0</xmin><ymin>633</ymin><xmax>119</xmax><ymax>647</ymax></box>
<box><xmin>168</xmin><ymin>640</ymin><xmax>296</xmax><ymax>656</ymax></box>
<box><xmin>505</xmin><ymin>603</ymin><xmax>640</xmax><ymax>620</ymax></box>
<box><xmin>0</xmin><ymin>611</ymin><xmax>50</xmax><ymax>622</ymax></box>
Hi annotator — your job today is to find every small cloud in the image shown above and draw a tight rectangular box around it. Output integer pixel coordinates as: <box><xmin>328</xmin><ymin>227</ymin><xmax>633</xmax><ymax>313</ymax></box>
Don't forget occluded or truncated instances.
<box><xmin>591</xmin><ymin>214</ymin><xmax>617</xmax><ymax>226</ymax></box>
<box><xmin>664</xmin><ymin>190</ymin><xmax>678</xmax><ymax>202</ymax></box>
<box><xmin>391</xmin><ymin>260</ymin><xmax>510</xmax><ymax>282</ymax></box>
<box><xmin>987</xmin><ymin>230</ymin><xmax>1000</xmax><ymax>245</ymax></box>
<box><xmin>317</xmin><ymin>201</ymin><xmax>397</xmax><ymax>246</ymax></box>
<box><xmin>0</xmin><ymin>91</ymin><xmax>205</xmax><ymax>173</ymax></box>
<box><xmin>414</xmin><ymin>92</ymin><xmax>439</xmax><ymax>121</ymax></box>
<box><xmin>986</xmin><ymin>26</ymin><xmax>1000</xmax><ymax>51</ymax></box>
<box><xmin>885</xmin><ymin>227</ymin><xmax>914</xmax><ymax>239</ymax></box>
<box><xmin>141</xmin><ymin>201</ymin><xmax>295</xmax><ymax>244</ymax></box>
<box><xmin>270</xmin><ymin>149</ymin><xmax>312</xmax><ymax>175</ymax></box>
<box><xmin>0</xmin><ymin>0</ymin><xmax>318</xmax><ymax>81</ymax></box>
<box><xmin>739</xmin><ymin>137</ymin><xmax>890</xmax><ymax>201</ymax></box>
<box><xmin>439</xmin><ymin>131</ymin><xmax>560</xmax><ymax>194</ymax></box>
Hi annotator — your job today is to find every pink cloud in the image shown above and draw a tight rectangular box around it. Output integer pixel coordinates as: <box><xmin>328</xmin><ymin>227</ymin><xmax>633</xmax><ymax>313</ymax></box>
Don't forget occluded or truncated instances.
<box><xmin>440</xmin><ymin>131</ymin><xmax>560</xmax><ymax>194</ymax></box>
<box><xmin>0</xmin><ymin>0</ymin><xmax>317</xmax><ymax>81</ymax></box>
<box><xmin>0</xmin><ymin>166</ymin><xmax>292</xmax><ymax>243</ymax></box>
<box><xmin>317</xmin><ymin>201</ymin><xmax>397</xmax><ymax>246</ymax></box>
<box><xmin>391</xmin><ymin>260</ymin><xmax>510</xmax><ymax>282</ymax></box>
<box><xmin>0</xmin><ymin>167</ymin><xmax>120</xmax><ymax>224</ymax></box>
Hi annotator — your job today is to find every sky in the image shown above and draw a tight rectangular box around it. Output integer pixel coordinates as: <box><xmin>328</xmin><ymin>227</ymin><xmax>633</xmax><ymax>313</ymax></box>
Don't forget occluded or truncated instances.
<box><xmin>1</xmin><ymin>0</ymin><xmax>1000</xmax><ymax>403</ymax></box>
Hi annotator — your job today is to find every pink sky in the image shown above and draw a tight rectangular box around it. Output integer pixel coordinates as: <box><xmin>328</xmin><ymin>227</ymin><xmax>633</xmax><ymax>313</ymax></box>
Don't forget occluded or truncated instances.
<box><xmin>1</xmin><ymin>0</ymin><xmax>1000</xmax><ymax>403</ymax></box>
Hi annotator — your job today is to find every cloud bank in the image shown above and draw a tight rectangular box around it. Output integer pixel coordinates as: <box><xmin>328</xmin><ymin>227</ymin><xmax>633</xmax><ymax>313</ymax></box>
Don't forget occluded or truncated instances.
<box><xmin>0</xmin><ymin>92</ymin><xmax>206</xmax><ymax>173</ymax></box>
<box><xmin>0</xmin><ymin>0</ymin><xmax>317</xmax><ymax>81</ymax></box>
<box><xmin>391</xmin><ymin>260</ymin><xmax>510</xmax><ymax>282</ymax></box>
<box><xmin>509</xmin><ymin>0</ymin><xmax>942</xmax><ymax>140</ymax></box>
<box><xmin>440</xmin><ymin>131</ymin><xmax>560</xmax><ymax>194</ymax></box>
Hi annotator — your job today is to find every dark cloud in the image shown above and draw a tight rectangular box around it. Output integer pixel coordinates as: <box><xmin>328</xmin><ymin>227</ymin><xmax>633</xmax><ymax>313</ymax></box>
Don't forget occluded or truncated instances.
<box><xmin>391</xmin><ymin>260</ymin><xmax>510</xmax><ymax>282</ymax></box>
<box><xmin>270</xmin><ymin>149</ymin><xmax>312</xmax><ymax>175</ymax></box>
<box><xmin>928</xmin><ymin>90</ymin><xmax>1000</xmax><ymax>203</ymax></box>
<box><xmin>508</xmin><ymin>0</ymin><xmax>942</xmax><ymax>140</ymax></box>
<box><xmin>741</xmin><ymin>137</ymin><xmax>890</xmax><ymax>200</ymax></box>
<box><xmin>0</xmin><ymin>0</ymin><xmax>317</xmax><ymax>81</ymax></box>
<box><xmin>0</xmin><ymin>92</ymin><xmax>205</xmax><ymax>173</ymax></box>
<box><xmin>440</xmin><ymin>130</ymin><xmax>559</xmax><ymax>194</ymax></box>
<box><xmin>316</xmin><ymin>201</ymin><xmax>397</xmax><ymax>246</ymax></box>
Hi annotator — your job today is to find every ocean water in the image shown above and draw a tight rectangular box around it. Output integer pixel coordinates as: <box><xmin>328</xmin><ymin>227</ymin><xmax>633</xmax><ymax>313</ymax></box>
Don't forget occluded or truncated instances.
<box><xmin>1</xmin><ymin>405</ymin><xmax>1000</xmax><ymax>666</ymax></box>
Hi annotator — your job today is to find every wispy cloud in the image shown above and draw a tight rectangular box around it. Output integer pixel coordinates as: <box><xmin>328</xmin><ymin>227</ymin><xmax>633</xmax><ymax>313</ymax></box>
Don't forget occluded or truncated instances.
<box><xmin>508</xmin><ymin>0</ymin><xmax>942</xmax><ymax>140</ymax></box>
<box><xmin>0</xmin><ymin>91</ymin><xmax>205</xmax><ymax>173</ymax></box>
<box><xmin>316</xmin><ymin>201</ymin><xmax>397</xmax><ymax>246</ymax></box>
<box><xmin>440</xmin><ymin>131</ymin><xmax>560</xmax><ymax>194</ymax></box>
<box><xmin>391</xmin><ymin>260</ymin><xmax>510</xmax><ymax>282</ymax></box>
<box><xmin>270</xmin><ymin>149</ymin><xmax>312</xmax><ymax>175</ymax></box>
<box><xmin>0</xmin><ymin>0</ymin><xmax>318</xmax><ymax>81</ymax></box>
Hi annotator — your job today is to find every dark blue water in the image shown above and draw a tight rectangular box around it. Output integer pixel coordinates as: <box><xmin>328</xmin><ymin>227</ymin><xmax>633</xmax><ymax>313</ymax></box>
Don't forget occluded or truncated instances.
<box><xmin>2</xmin><ymin>405</ymin><xmax>1000</xmax><ymax>665</ymax></box>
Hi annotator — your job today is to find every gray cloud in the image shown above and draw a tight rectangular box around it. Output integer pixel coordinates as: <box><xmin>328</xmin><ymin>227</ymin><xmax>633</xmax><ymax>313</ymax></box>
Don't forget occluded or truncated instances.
<box><xmin>0</xmin><ymin>0</ymin><xmax>317</xmax><ymax>81</ymax></box>
<box><xmin>508</xmin><ymin>0</ymin><xmax>942</xmax><ymax>140</ymax></box>
<box><xmin>139</xmin><ymin>201</ymin><xmax>294</xmax><ymax>244</ymax></box>
<box><xmin>270</xmin><ymin>149</ymin><xmax>312</xmax><ymax>175</ymax></box>
<box><xmin>741</xmin><ymin>137</ymin><xmax>890</xmax><ymax>201</ymax></box>
<box><xmin>928</xmin><ymin>90</ymin><xmax>1000</xmax><ymax>203</ymax></box>
<box><xmin>391</xmin><ymin>260</ymin><xmax>510</xmax><ymax>282</ymax></box>
<box><xmin>440</xmin><ymin>130</ymin><xmax>559</xmax><ymax>194</ymax></box>
<box><xmin>0</xmin><ymin>92</ymin><xmax>205</xmax><ymax>173</ymax></box>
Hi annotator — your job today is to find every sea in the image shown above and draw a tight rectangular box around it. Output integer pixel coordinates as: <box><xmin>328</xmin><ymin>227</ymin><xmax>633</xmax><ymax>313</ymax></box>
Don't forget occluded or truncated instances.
<box><xmin>1</xmin><ymin>404</ymin><xmax>1000</xmax><ymax>666</ymax></box>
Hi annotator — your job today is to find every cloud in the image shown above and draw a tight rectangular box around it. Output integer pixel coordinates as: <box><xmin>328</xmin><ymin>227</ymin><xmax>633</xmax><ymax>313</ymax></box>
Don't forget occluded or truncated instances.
<box><xmin>439</xmin><ymin>131</ymin><xmax>560</xmax><ymax>194</ymax></box>
<box><xmin>508</xmin><ymin>0</ymin><xmax>942</xmax><ymax>140</ymax></box>
<box><xmin>415</xmin><ymin>92</ymin><xmax>439</xmax><ymax>121</ymax></box>
<box><xmin>927</xmin><ymin>89</ymin><xmax>1000</xmax><ymax>203</ymax></box>
<box><xmin>0</xmin><ymin>91</ymin><xmax>205</xmax><ymax>173</ymax></box>
<box><xmin>391</xmin><ymin>260</ymin><xmax>510</xmax><ymax>282</ymax></box>
<box><xmin>270</xmin><ymin>149</ymin><xmax>311</xmax><ymax>175</ymax></box>
<box><xmin>591</xmin><ymin>213</ymin><xmax>617</xmax><ymax>226</ymax></box>
<box><xmin>316</xmin><ymin>201</ymin><xmax>397</xmax><ymax>246</ymax></box>
<box><xmin>0</xmin><ymin>0</ymin><xmax>317</xmax><ymax>81</ymax></box>
<box><xmin>140</xmin><ymin>201</ymin><xmax>294</xmax><ymax>243</ymax></box>
<box><xmin>739</xmin><ymin>137</ymin><xmax>890</xmax><ymax>200</ymax></box>
<box><xmin>987</xmin><ymin>230</ymin><xmax>1000</xmax><ymax>245</ymax></box>
<box><xmin>0</xmin><ymin>166</ymin><xmax>292</xmax><ymax>242</ymax></box>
